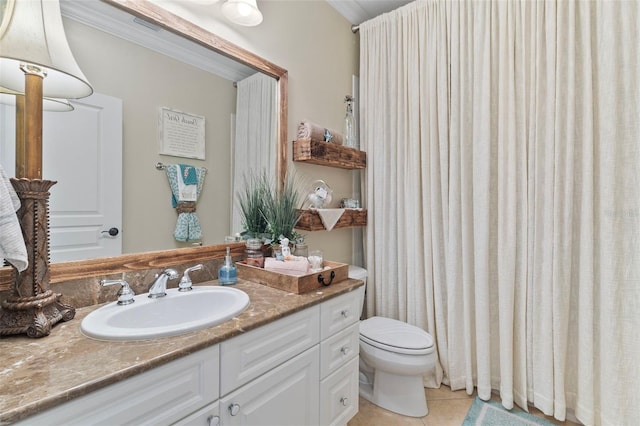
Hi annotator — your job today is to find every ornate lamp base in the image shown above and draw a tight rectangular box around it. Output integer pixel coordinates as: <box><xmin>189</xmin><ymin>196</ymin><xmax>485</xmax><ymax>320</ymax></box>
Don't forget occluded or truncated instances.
<box><xmin>0</xmin><ymin>178</ymin><xmax>75</xmax><ymax>338</ymax></box>
<box><xmin>0</xmin><ymin>290</ymin><xmax>75</xmax><ymax>338</ymax></box>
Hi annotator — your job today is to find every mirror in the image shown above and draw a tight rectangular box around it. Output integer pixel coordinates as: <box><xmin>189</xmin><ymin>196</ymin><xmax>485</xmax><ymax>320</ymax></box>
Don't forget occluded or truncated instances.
<box><xmin>0</xmin><ymin>0</ymin><xmax>287</xmax><ymax>289</ymax></box>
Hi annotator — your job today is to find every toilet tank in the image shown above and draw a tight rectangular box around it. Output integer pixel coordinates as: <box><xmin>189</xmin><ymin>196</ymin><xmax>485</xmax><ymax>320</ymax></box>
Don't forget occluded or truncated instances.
<box><xmin>348</xmin><ymin>265</ymin><xmax>368</xmax><ymax>318</ymax></box>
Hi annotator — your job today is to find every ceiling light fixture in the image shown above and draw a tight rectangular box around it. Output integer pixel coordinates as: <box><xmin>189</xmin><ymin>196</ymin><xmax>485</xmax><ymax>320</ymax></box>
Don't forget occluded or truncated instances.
<box><xmin>222</xmin><ymin>0</ymin><xmax>263</xmax><ymax>27</ymax></box>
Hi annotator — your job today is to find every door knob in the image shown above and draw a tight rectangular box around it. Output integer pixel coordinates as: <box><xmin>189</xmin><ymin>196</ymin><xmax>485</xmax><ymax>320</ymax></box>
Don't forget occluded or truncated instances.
<box><xmin>229</xmin><ymin>403</ymin><xmax>240</xmax><ymax>416</ymax></box>
<box><xmin>101</xmin><ymin>227</ymin><xmax>119</xmax><ymax>236</ymax></box>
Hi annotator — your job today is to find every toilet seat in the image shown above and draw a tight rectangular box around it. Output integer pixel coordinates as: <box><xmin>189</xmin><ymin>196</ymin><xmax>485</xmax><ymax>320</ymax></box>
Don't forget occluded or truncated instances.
<box><xmin>360</xmin><ymin>316</ymin><xmax>434</xmax><ymax>355</ymax></box>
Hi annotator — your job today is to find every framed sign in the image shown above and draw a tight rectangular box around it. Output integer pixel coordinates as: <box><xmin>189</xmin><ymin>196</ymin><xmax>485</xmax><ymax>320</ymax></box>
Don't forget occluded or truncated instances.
<box><xmin>159</xmin><ymin>107</ymin><xmax>205</xmax><ymax>159</ymax></box>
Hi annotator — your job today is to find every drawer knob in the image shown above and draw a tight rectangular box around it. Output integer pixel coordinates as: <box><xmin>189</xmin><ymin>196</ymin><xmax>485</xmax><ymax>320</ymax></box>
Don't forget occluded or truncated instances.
<box><xmin>207</xmin><ymin>415</ymin><xmax>220</xmax><ymax>426</ymax></box>
<box><xmin>229</xmin><ymin>403</ymin><xmax>240</xmax><ymax>416</ymax></box>
<box><xmin>340</xmin><ymin>397</ymin><xmax>350</xmax><ymax>407</ymax></box>
<box><xmin>340</xmin><ymin>346</ymin><xmax>350</xmax><ymax>356</ymax></box>
<box><xmin>341</xmin><ymin>309</ymin><xmax>349</xmax><ymax>318</ymax></box>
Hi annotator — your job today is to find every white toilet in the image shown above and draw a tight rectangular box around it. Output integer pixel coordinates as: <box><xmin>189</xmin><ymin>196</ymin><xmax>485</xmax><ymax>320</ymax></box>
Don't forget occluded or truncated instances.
<box><xmin>349</xmin><ymin>266</ymin><xmax>436</xmax><ymax>418</ymax></box>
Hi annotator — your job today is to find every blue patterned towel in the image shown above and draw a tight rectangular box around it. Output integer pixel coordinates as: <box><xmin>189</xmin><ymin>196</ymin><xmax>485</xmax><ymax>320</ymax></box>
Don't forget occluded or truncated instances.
<box><xmin>165</xmin><ymin>164</ymin><xmax>207</xmax><ymax>242</ymax></box>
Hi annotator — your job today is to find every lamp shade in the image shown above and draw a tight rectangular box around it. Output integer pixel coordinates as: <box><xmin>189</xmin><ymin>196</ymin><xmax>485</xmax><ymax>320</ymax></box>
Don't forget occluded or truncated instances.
<box><xmin>222</xmin><ymin>0</ymin><xmax>263</xmax><ymax>27</ymax></box>
<box><xmin>0</xmin><ymin>86</ymin><xmax>73</xmax><ymax>112</ymax></box>
<box><xmin>0</xmin><ymin>0</ymin><xmax>93</xmax><ymax>99</ymax></box>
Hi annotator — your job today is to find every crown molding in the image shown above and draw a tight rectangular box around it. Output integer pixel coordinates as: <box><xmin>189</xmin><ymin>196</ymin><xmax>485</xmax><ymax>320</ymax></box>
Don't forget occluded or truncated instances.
<box><xmin>60</xmin><ymin>0</ymin><xmax>254</xmax><ymax>82</ymax></box>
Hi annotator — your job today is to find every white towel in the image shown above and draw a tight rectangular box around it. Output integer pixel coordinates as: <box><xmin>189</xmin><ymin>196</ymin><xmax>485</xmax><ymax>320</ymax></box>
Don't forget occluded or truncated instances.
<box><xmin>297</xmin><ymin>120</ymin><xmax>344</xmax><ymax>145</ymax></box>
<box><xmin>0</xmin><ymin>165</ymin><xmax>28</xmax><ymax>271</ymax></box>
<box><xmin>172</xmin><ymin>164</ymin><xmax>198</xmax><ymax>202</ymax></box>
<box><xmin>315</xmin><ymin>208</ymin><xmax>345</xmax><ymax>231</ymax></box>
<box><xmin>264</xmin><ymin>256</ymin><xmax>310</xmax><ymax>276</ymax></box>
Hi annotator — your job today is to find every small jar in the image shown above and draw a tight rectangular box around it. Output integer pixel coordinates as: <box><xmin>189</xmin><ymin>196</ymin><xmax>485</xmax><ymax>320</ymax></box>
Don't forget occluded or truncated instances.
<box><xmin>272</xmin><ymin>244</ymin><xmax>283</xmax><ymax>260</ymax></box>
<box><xmin>293</xmin><ymin>242</ymin><xmax>308</xmax><ymax>257</ymax></box>
<box><xmin>308</xmin><ymin>249</ymin><xmax>324</xmax><ymax>272</ymax></box>
<box><xmin>245</xmin><ymin>238</ymin><xmax>264</xmax><ymax>268</ymax></box>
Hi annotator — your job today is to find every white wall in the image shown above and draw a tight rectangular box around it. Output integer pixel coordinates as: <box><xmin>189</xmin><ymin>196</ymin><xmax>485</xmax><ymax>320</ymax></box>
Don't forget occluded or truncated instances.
<box><xmin>64</xmin><ymin>17</ymin><xmax>237</xmax><ymax>253</ymax></box>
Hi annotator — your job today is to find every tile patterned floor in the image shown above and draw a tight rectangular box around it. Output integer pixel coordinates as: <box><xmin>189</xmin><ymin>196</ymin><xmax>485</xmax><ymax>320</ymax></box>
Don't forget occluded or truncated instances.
<box><xmin>348</xmin><ymin>385</ymin><xmax>581</xmax><ymax>426</ymax></box>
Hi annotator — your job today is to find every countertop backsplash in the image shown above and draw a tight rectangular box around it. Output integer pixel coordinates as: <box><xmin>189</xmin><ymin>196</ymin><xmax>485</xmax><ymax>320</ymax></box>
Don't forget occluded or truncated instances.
<box><xmin>0</xmin><ymin>254</ymin><xmax>241</xmax><ymax>309</ymax></box>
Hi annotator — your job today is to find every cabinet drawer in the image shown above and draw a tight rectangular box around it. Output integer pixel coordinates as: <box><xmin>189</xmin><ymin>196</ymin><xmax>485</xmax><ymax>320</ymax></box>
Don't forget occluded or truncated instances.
<box><xmin>19</xmin><ymin>345</ymin><xmax>220</xmax><ymax>426</ymax></box>
<box><xmin>320</xmin><ymin>288</ymin><xmax>363</xmax><ymax>340</ymax></box>
<box><xmin>220</xmin><ymin>305</ymin><xmax>320</xmax><ymax>395</ymax></box>
<box><xmin>320</xmin><ymin>356</ymin><xmax>359</xmax><ymax>426</ymax></box>
<box><xmin>320</xmin><ymin>322</ymin><xmax>359</xmax><ymax>378</ymax></box>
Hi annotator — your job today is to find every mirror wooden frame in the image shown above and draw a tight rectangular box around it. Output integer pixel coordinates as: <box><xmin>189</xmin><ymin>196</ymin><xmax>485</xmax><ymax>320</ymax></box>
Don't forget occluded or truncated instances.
<box><xmin>0</xmin><ymin>0</ymin><xmax>288</xmax><ymax>291</ymax></box>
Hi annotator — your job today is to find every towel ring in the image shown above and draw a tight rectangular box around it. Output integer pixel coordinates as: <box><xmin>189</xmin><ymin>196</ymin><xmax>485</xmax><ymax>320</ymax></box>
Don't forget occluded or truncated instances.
<box><xmin>155</xmin><ymin>162</ymin><xmax>207</xmax><ymax>173</ymax></box>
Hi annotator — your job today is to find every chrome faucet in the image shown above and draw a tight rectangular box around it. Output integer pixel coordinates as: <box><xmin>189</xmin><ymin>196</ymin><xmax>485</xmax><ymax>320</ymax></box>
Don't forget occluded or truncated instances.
<box><xmin>179</xmin><ymin>264</ymin><xmax>204</xmax><ymax>292</ymax></box>
<box><xmin>101</xmin><ymin>279</ymin><xmax>135</xmax><ymax>305</ymax></box>
<box><xmin>148</xmin><ymin>268</ymin><xmax>179</xmax><ymax>298</ymax></box>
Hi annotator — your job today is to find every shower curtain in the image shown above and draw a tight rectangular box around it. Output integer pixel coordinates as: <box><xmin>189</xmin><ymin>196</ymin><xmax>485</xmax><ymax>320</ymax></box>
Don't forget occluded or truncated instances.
<box><xmin>359</xmin><ymin>1</ymin><xmax>639</xmax><ymax>425</ymax></box>
<box><xmin>231</xmin><ymin>73</ymin><xmax>277</xmax><ymax>235</ymax></box>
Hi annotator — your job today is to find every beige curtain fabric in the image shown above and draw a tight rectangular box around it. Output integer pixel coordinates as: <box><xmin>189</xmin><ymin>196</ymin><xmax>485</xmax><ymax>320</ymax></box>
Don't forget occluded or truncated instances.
<box><xmin>231</xmin><ymin>73</ymin><xmax>277</xmax><ymax>234</ymax></box>
<box><xmin>359</xmin><ymin>1</ymin><xmax>639</xmax><ymax>425</ymax></box>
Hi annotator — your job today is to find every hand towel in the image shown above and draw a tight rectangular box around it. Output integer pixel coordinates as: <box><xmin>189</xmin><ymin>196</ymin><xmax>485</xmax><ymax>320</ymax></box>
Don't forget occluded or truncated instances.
<box><xmin>297</xmin><ymin>120</ymin><xmax>344</xmax><ymax>145</ymax></box>
<box><xmin>315</xmin><ymin>208</ymin><xmax>345</xmax><ymax>231</ymax></box>
<box><xmin>264</xmin><ymin>256</ymin><xmax>310</xmax><ymax>276</ymax></box>
<box><xmin>172</xmin><ymin>164</ymin><xmax>198</xmax><ymax>206</ymax></box>
<box><xmin>165</xmin><ymin>164</ymin><xmax>207</xmax><ymax>242</ymax></box>
<box><xmin>0</xmin><ymin>164</ymin><xmax>28</xmax><ymax>271</ymax></box>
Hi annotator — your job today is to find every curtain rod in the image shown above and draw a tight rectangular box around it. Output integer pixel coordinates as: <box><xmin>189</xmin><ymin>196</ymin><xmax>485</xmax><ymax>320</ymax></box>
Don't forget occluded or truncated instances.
<box><xmin>351</xmin><ymin>24</ymin><xmax>359</xmax><ymax>33</ymax></box>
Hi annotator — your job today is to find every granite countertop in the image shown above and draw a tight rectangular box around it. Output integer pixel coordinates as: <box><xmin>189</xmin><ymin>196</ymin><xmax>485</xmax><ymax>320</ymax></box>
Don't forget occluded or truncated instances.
<box><xmin>0</xmin><ymin>278</ymin><xmax>363</xmax><ymax>425</ymax></box>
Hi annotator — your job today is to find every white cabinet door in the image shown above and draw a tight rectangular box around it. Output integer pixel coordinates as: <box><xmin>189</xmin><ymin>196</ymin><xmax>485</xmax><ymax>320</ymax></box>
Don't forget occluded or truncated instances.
<box><xmin>221</xmin><ymin>346</ymin><xmax>319</xmax><ymax>426</ymax></box>
<box><xmin>18</xmin><ymin>345</ymin><xmax>219</xmax><ymax>426</ymax></box>
<box><xmin>320</xmin><ymin>357</ymin><xmax>360</xmax><ymax>426</ymax></box>
<box><xmin>173</xmin><ymin>400</ymin><xmax>219</xmax><ymax>426</ymax></box>
<box><xmin>220</xmin><ymin>305</ymin><xmax>319</xmax><ymax>395</ymax></box>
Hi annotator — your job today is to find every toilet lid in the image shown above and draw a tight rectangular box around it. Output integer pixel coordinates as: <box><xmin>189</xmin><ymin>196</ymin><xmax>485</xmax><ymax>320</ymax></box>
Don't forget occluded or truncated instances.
<box><xmin>360</xmin><ymin>316</ymin><xmax>434</xmax><ymax>355</ymax></box>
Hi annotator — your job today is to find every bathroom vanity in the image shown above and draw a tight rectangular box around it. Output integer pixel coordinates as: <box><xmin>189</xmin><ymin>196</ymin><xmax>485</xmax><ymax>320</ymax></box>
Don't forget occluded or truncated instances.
<box><xmin>0</xmin><ymin>278</ymin><xmax>363</xmax><ymax>426</ymax></box>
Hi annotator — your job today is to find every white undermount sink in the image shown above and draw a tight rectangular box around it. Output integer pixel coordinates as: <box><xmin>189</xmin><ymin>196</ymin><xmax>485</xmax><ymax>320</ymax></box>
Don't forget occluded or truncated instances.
<box><xmin>81</xmin><ymin>286</ymin><xmax>250</xmax><ymax>341</ymax></box>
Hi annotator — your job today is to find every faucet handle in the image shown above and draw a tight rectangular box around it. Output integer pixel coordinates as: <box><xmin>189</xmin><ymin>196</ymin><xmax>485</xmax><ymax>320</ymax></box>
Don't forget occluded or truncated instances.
<box><xmin>163</xmin><ymin>268</ymin><xmax>179</xmax><ymax>279</ymax></box>
<box><xmin>154</xmin><ymin>268</ymin><xmax>179</xmax><ymax>284</ymax></box>
<box><xmin>167</xmin><ymin>268</ymin><xmax>179</xmax><ymax>279</ymax></box>
<box><xmin>101</xmin><ymin>279</ymin><xmax>135</xmax><ymax>305</ymax></box>
<box><xmin>179</xmin><ymin>264</ymin><xmax>204</xmax><ymax>292</ymax></box>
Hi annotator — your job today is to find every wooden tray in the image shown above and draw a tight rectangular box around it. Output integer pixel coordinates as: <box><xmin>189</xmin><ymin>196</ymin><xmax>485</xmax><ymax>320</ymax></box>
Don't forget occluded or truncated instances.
<box><xmin>237</xmin><ymin>260</ymin><xmax>349</xmax><ymax>294</ymax></box>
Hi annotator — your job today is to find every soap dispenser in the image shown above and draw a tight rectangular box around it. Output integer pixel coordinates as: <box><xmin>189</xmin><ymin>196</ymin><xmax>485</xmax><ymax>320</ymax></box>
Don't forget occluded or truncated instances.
<box><xmin>218</xmin><ymin>247</ymin><xmax>238</xmax><ymax>285</ymax></box>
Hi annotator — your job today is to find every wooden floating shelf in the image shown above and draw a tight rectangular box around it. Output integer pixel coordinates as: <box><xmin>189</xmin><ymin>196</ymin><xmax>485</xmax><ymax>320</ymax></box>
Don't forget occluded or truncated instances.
<box><xmin>295</xmin><ymin>209</ymin><xmax>367</xmax><ymax>231</ymax></box>
<box><xmin>293</xmin><ymin>139</ymin><xmax>366</xmax><ymax>169</ymax></box>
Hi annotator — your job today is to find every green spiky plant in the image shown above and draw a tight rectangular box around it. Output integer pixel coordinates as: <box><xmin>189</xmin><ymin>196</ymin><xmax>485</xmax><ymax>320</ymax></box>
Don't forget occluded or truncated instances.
<box><xmin>237</xmin><ymin>170</ymin><xmax>271</xmax><ymax>238</ymax></box>
<box><xmin>262</xmin><ymin>172</ymin><xmax>304</xmax><ymax>245</ymax></box>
